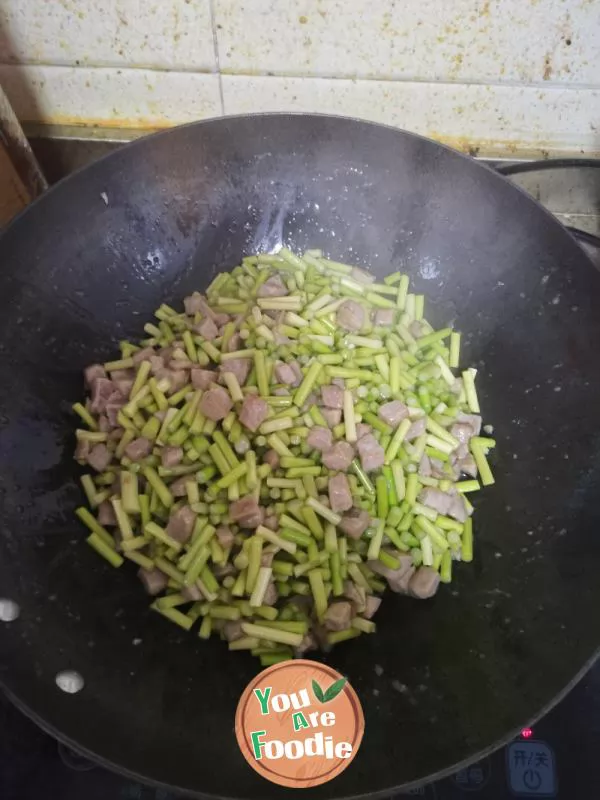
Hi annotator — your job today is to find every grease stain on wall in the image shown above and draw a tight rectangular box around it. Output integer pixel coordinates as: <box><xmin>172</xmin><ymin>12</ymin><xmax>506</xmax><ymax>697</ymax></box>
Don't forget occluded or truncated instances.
<box><xmin>0</xmin><ymin>0</ymin><xmax>599</xmax><ymax>154</ymax></box>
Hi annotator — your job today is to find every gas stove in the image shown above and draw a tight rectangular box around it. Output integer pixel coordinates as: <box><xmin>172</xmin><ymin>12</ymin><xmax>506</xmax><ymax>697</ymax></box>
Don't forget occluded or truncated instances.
<box><xmin>2</xmin><ymin>147</ymin><xmax>599</xmax><ymax>800</ymax></box>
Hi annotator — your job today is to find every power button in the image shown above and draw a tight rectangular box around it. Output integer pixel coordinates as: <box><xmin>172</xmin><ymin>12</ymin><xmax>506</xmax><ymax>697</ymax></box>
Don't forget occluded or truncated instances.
<box><xmin>507</xmin><ymin>740</ymin><xmax>557</xmax><ymax>796</ymax></box>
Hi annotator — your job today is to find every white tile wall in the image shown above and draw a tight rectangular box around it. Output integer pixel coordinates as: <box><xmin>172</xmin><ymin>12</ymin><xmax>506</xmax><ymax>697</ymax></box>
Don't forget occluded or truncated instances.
<box><xmin>1</xmin><ymin>0</ymin><xmax>599</xmax><ymax>156</ymax></box>
<box><xmin>1</xmin><ymin>0</ymin><xmax>216</xmax><ymax>70</ymax></box>
<box><xmin>221</xmin><ymin>75</ymin><xmax>600</xmax><ymax>155</ymax></box>
<box><xmin>0</xmin><ymin>66</ymin><xmax>221</xmax><ymax>127</ymax></box>
<box><xmin>214</xmin><ymin>0</ymin><xmax>599</xmax><ymax>85</ymax></box>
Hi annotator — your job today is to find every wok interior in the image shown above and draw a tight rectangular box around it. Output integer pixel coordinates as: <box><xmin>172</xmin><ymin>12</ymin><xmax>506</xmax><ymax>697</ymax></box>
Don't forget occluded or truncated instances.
<box><xmin>1</xmin><ymin>115</ymin><xmax>600</xmax><ymax>799</ymax></box>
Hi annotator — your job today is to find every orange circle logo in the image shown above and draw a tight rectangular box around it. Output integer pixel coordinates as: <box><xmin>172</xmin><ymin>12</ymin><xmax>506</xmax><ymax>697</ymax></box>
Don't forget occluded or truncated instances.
<box><xmin>235</xmin><ymin>659</ymin><xmax>364</xmax><ymax>788</ymax></box>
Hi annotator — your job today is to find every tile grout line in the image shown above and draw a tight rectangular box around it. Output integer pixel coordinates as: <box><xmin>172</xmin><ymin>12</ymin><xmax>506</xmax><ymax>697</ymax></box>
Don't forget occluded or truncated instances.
<box><xmin>207</xmin><ymin>0</ymin><xmax>225</xmax><ymax>115</ymax></box>
<box><xmin>0</xmin><ymin>62</ymin><xmax>598</xmax><ymax>94</ymax></box>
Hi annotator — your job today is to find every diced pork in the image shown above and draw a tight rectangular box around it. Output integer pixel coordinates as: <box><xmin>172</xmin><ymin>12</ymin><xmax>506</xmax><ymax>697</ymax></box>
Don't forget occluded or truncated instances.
<box><xmin>195</xmin><ymin>317</ymin><xmax>219</xmax><ymax>341</ymax></box>
<box><xmin>161</xmin><ymin>446</ymin><xmax>183</xmax><ymax>468</ymax></box>
<box><xmin>295</xmin><ymin>633</ymin><xmax>317</xmax><ymax>657</ymax></box>
<box><xmin>132</xmin><ymin>346</ymin><xmax>155</xmax><ymax>365</ymax></box>
<box><xmin>322</xmin><ymin>441</ymin><xmax>355</xmax><ymax>471</ymax></box>
<box><xmin>166</xmin><ymin>505</ymin><xmax>196</xmax><ymax>544</ymax></box>
<box><xmin>108</xmin><ymin>385</ymin><xmax>128</xmax><ymax>402</ymax></box>
<box><xmin>447</xmin><ymin>492</ymin><xmax>470</xmax><ymax>523</ymax></box>
<box><xmin>159</xmin><ymin>368</ymin><xmax>189</xmax><ymax>395</ymax></box>
<box><xmin>260</xmin><ymin>550</ymin><xmax>275</xmax><ymax>568</ymax></box>
<box><xmin>350</xmin><ymin>266</ymin><xmax>375</xmax><ymax>284</ymax></box>
<box><xmin>355</xmin><ymin>423</ymin><xmax>372</xmax><ymax>440</ymax></box>
<box><xmin>418</xmin><ymin>454</ymin><xmax>432</xmax><ymax>478</ymax></box>
<box><xmin>337</xmin><ymin>299</ymin><xmax>365</xmax><ymax>332</ymax></box>
<box><xmin>289</xmin><ymin>361</ymin><xmax>304</xmax><ymax>385</ymax></box>
<box><xmin>181</xmin><ymin>584</ymin><xmax>203</xmax><ymax>602</ymax></box>
<box><xmin>456</xmin><ymin>413</ymin><xmax>482</xmax><ymax>436</ymax></box>
<box><xmin>138</xmin><ymin>567</ymin><xmax>168</xmax><ymax>596</ymax></box>
<box><xmin>125</xmin><ymin>437</ymin><xmax>152</xmax><ymax>462</ymax></box>
<box><xmin>84</xmin><ymin>364</ymin><xmax>106</xmax><ymax>387</ymax></box>
<box><xmin>110</xmin><ymin>368</ymin><xmax>135</xmax><ymax>381</ymax></box>
<box><xmin>239</xmin><ymin>395</ymin><xmax>269</xmax><ymax>432</ymax></box>
<box><xmin>339</xmin><ymin>508</ymin><xmax>371</xmax><ymax>539</ymax></box>
<box><xmin>214</xmin><ymin>563</ymin><xmax>235</xmax><ymax>578</ymax></box>
<box><xmin>216</xmin><ymin>526</ymin><xmax>235</xmax><ymax>548</ymax></box>
<box><xmin>105</xmin><ymin>399</ymin><xmax>124</xmax><ymax>428</ymax></box>
<box><xmin>323</xmin><ymin>601</ymin><xmax>352</xmax><ymax>632</ymax></box>
<box><xmin>419</xmin><ymin>487</ymin><xmax>452</xmax><ymax>515</ymax></box>
<box><xmin>230</xmin><ymin>495</ymin><xmax>264</xmax><ymax>528</ymax></box>
<box><xmin>263</xmin><ymin>581</ymin><xmax>278</xmax><ymax>606</ymax></box>
<box><xmin>87</xmin><ymin>443</ymin><xmax>112</xmax><ymax>472</ymax></box>
<box><xmin>263</xmin><ymin>449</ymin><xmax>280</xmax><ymax>469</ymax></box>
<box><xmin>363</xmin><ymin>595</ymin><xmax>382</xmax><ymax>619</ymax></box>
<box><xmin>184</xmin><ymin>292</ymin><xmax>211</xmax><ymax>316</ymax></box>
<box><xmin>408</xmin><ymin>567</ymin><xmax>440</xmax><ymax>599</ymax></box>
<box><xmin>307</xmin><ymin>426</ymin><xmax>333</xmax><ymax>452</ymax></box>
<box><xmin>433</xmin><ymin>457</ymin><xmax>458</xmax><ymax>480</ymax></box>
<box><xmin>113</xmin><ymin>378</ymin><xmax>135</xmax><ymax>397</ymax></box>
<box><xmin>405</xmin><ymin>417</ymin><xmax>427</xmax><ymax>441</ymax></box>
<box><xmin>343</xmin><ymin>580</ymin><xmax>366</xmax><ymax>613</ymax></box>
<box><xmin>274</xmin><ymin>361</ymin><xmax>297</xmax><ymax>385</ymax></box>
<box><xmin>200</xmin><ymin>386</ymin><xmax>233</xmax><ymax>421</ymax></box>
<box><xmin>97</xmin><ymin>500</ymin><xmax>117</xmax><ymax>526</ymax></box>
<box><xmin>301</xmin><ymin>392</ymin><xmax>318</xmax><ymax>413</ymax></box>
<box><xmin>457</xmin><ymin>453</ymin><xmax>478</xmax><ymax>477</ymax></box>
<box><xmin>321</xmin><ymin>384</ymin><xmax>344</xmax><ymax>409</ymax></box>
<box><xmin>378</xmin><ymin>400</ymin><xmax>409</xmax><ymax>428</ymax></box>
<box><xmin>258</xmin><ymin>274</ymin><xmax>288</xmax><ymax>297</ymax></box>
<box><xmin>220</xmin><ymin>358</ymin><xmax>251</xmax><ymax>386</ymax></box>
<box><xmin>169</xmin><ymin>476</ymin><xmax>189</xmax><ymax>497</ymax></box>
<box><xmin>158</xmin><ymin>343</ymin><xmax>176</xmax><ymax>364</ymax></box>
<box><xmin>263</xmin><ymin>516</ymin><xmax>278</xmax><ymax>533</ymax></box>
<box><xmin>223</xmin><ymin>620</ymin><xmax>244</xmax><ymax>642</ymax></box>
<box><xmin>225</xmin><ymin>332</ymin><xmax>241</xmax><ymax>353</ymax></box>
<box><xmin>356</xmin><ymin>434</ymin><xmax>385</xmax><ymax>472</ymax></box>
<box><xmin>328</xmin><ymin>473</ymin><xmax>353</xmax><ymax>513</ymax></box>
<box><xmin>450</xmin><ymin>423</ymin><xmax>474</xmax><ymax>449</ymax></box>
<box><xmin>450</xmin><ymin>377</ymin><xmax>464</xmax><ymax>396</ymax></box>
<box><xmin>321</xmin><ymin>408</ymin><xmax>342</xmax><ymax>428</ymax></box>
<box><xmin>168</xmin><ymin>358</ymin><xmax>193</xmax><ymax>373</ymax></box>
<box><xmin>310</xmin><ymin>624</ymin><xmax>330</xmax><ymax>651</ymax></box>
<box><xmin>369</xmin><ymin>554</ymin><xmax>415</xmax><ymax>593</ymax></box>
<box><xmin>149</xmin><ymin>355</ymin><xmax>165</xmax><ymax>375</ymax></box>
<box><xmin>409</xmin><ymin>320</ymin><xmax>426</xmax><ymax>338</ymax></box>
<box><xmin>427</xmin><ymin>456</ymin><xmax>443</xmax><ymax>479</ymax></box>
<box><xmin>373</xmin><ymin>309</ymin><xmax>395</xmax><ymax>326</ymax></box>
<box><xmin>97</xmin><ymin>415</ymin><xmax>111</xmax><ymax>433</ymax></box>
<box><xmin>90</xmin><ymin>378</ymin><xmax>115</xmax><ymax>414</ymax></box>
<box><xmin>213</xmin><ymin>313</ymin><xmax>230</xmax><ymax>327</ymax></box>
<box><xmin>191</xmin><ymin>368</ymin><xmax>217</xmax><ymax>390</ymax></box>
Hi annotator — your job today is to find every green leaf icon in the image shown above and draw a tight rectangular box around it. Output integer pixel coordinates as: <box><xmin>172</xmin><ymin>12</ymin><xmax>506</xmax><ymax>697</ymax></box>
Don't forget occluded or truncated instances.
<box><xmin>312</xmin><ymin>679</ymin><xmax>325</xmax><ymax>703</ymax></box>
<box><xmin>323</xmin><ymin>677</ymin><xmax>347</xmax><ymax>703</ymax></box>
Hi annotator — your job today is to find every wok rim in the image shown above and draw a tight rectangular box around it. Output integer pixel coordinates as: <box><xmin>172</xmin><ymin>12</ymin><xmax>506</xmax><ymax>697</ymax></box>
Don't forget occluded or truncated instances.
<box><xmin>1</xmin><ymin>111</ymin><xmax>598</xmax><ymax>798</ymax></box>
<box><xmin>0</xmin><ymin>111</ymin><xmax>596</xmax><ymax>278</ymax></box>
<box><xmin>4</xmin><ymin>649</ymin><xmax>597</xmax><ymax>799</ymax></box>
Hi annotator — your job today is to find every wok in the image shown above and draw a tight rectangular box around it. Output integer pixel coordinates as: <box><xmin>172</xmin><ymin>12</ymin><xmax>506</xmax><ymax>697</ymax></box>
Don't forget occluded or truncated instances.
<box><xmin>1</xmin><ymin>114</ymin><xmax>600</xmax><ymax>799</ymax></box>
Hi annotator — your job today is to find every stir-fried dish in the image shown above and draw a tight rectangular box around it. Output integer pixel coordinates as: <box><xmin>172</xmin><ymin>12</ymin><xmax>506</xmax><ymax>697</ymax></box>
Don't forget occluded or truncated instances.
<box><xmin>73</xmin><ymin>248</ymin><xmax>496</xmax><ymax>666</ymax></box>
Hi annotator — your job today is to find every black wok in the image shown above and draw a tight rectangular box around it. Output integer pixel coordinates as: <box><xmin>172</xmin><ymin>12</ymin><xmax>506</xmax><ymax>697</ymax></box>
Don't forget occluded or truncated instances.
<box><xmin>1</xmin><ymin>114</ymin><xmax>599</xmax><ymax>799</ymax></box>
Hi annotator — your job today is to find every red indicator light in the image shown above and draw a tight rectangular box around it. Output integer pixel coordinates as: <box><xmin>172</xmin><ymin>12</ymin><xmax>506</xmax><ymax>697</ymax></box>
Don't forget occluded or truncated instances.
<box><xmin>521</xmin><ymin>727</ymin><xmax>533</xmax><ymax>739</ymax></box>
